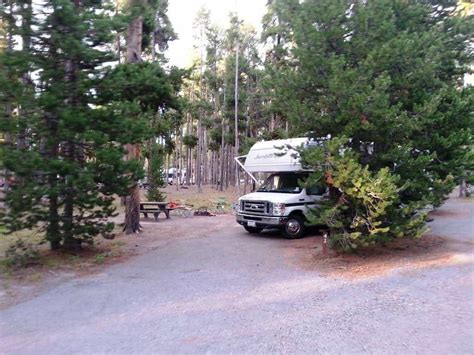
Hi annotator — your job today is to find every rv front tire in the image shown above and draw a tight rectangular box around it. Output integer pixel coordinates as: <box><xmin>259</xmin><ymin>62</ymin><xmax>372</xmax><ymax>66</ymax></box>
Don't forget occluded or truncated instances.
<box><xmin>283</xmin><ymin>214</ymin><xmax>305</xmax><ymax>239</ymax></box>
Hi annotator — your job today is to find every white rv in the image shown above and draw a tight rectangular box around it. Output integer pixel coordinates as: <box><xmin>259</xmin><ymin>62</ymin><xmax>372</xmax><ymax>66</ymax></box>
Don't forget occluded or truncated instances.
<box><xmin>235</xmin><ymin>138</ymin><xmax>326</xmax><ymax>239</ymax></box>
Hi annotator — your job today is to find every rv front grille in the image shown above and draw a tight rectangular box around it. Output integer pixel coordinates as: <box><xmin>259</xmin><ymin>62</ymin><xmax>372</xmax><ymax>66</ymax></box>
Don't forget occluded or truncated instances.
<box><xmin>241</xmin><ymin>200</ymin><xmax>271</xmax><ymax>216</ymax></box>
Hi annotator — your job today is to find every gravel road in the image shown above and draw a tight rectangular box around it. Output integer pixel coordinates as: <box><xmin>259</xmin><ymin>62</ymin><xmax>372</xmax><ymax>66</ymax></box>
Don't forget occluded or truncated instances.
<box><xmin>1</xmin><ymin>196</ymin><xmax>473</xmax><ymax>354</ymax></box>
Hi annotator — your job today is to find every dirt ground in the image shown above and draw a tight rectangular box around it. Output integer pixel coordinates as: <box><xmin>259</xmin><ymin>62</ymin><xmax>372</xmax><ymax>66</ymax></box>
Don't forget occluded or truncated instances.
<box><xmin>0</xmin><ymin>187</ymin><xmax>472</xmax><ymax>309</ymax></box>
<box><xmin>0</xmin><ymin>214</ymin><xmax>235</xmax><ymax>309</ymax></box>
<box><xmin>0</xmin><ymin>184</ymin><xmax>242</xmax><ymax>309</ymax></box>
<box><xmin>283</xmin><ymin>232</ymin><xmax>453</xmax><ymax>278</ymax></box>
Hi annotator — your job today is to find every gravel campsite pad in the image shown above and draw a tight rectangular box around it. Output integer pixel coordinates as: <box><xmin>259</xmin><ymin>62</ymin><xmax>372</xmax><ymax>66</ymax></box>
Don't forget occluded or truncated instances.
<box><xmin>0</xmin><ymin>192</ymin><xmax>473</xmax><ymax>353</ymax></box>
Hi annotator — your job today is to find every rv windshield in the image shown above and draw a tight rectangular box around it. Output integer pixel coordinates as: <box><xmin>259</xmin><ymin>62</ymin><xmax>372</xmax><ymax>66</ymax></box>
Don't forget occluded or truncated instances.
<box><xmin>257</xmin><ymin>173</ymin><xmax>306</xmax><ymax>194</ymax></box>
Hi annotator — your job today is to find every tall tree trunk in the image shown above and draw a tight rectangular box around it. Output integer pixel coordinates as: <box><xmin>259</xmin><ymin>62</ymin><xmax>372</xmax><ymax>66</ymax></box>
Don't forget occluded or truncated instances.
<box><xmin>195</xmin><ymin>123</ymin><xmax>201</xmax><ymax>189</ymax></box>
<box><xmin>203</xmin><ymin>126</ymin><xmax>208</xmax><ymax>185</ymax></box>
<box><xmin>115</xmin><ymin>0</ymin><xmax>121</xmax><ymax>63</ymax></box>
<box><xmin>460</xmin><ymin>178</ymin><xmax>467</xmax><ymax>197</ymax></box>
<box><xmin>124</xmin><ymin>144</ymin><xmax>141</xmax><ymax>233</ymax></box>
<box><xmin>185</xmin><ymin>112</ymin><xmax>191</xmax><ymax>186</ymax></box>
<box><xmin>225</xmin><ymin>144</ymin><xmax>230</xmax><ymax>189</ymax></box>
<box><xmin>17</xmin><ymin>0</ymin><xmax>32</xmax><ymax>151</ymax></box>
<box><xmin>186</xmin><ymin>146</ymin><xmax>191</xmax><ymax>186</ymax></box>
<box><xmin>194</xmin><ymin>25</ymin><xmax>205</xmax><ymax>192</ymax></box>
<box><xmin>234</xmin><ymin>39</ymin><xmax>240</xmax><ymax>196</ymax></box>
<box><xmin>47</xmin><ymin>173</ymin><xmax>61</xmax><ymax>250</ymax></box>
<box><xmin>2</xmin><ymin>1</ymin><xmax>14</xmax><ymax>190</ymax></box>
<box><xmin>124</xmin><ymin>13</ymin><xmax>143</xmax><ymax>234</ymax></box>
<box><xmin>42</xmin><ymin>8</ymin><xmax>62</xmax><ymax>249</ymax></box>
<box><xmin>45</xmin><ymin>118</ymin><xmax>61</xmax><ymax>250</ymax></box>
<box><xmin>174</xmin><ymin>131</ymin><xmax>179</xmax><ymax>190</ymax></box>
<box><xmin>219</xmin><ymin>79</ymin><xmax>227</xmax><ymax>192</ymax></box>
<box><xmin>63</xmin><ymin>52</ymin><xmax>81</xmax><ymax>250</ymax></box>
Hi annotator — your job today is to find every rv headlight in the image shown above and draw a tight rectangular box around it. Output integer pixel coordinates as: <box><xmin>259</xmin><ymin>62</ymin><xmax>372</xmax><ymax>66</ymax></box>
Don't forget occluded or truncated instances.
<box><xmin>272</xmin><ymin>203</ymin><xmax>286</xmax><ymax>216</ymax></box>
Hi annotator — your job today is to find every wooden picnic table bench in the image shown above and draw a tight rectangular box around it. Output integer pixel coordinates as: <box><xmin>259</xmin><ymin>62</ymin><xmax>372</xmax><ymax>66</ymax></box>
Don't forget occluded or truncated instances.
<box><xmin>140</xmin><ymin>201</ymin><xmax>172</xmax><ymax>221</ymax></box>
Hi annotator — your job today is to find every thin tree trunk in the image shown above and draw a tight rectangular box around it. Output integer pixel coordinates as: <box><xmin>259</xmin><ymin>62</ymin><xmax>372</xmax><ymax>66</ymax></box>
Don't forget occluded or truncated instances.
<box><xmin>175</xmin><ymin>132</ymin><xmax>180</xmax><ymax>190</ymax></box>
<box><xmin>3</xmin><ymin>1</ymin><xmax>14</xmax><ymax>189</ymax></box>
<box><xmin>187</xmin><ymin>146</ymin><xmax>191</xmax><ymax>185</ymax></box>
<box><xmin>195</xmin><ymin>25</ymin><xmax>204</xmax><ymax>193</ymax></box>
<box><xmin>63</xmin><ymin>145</ymin><xmax>79</xmax><ymax>250</ymax></box>
<box><xmin>210</xmin><ymin>151</ymin><xmax>214</xmax><ymax>186</ymax></box>
<box><xmin>191</xmin><ymin>145</ymin><xmax>194</xmax><ymax>185</ymax></box>
<box><xmin>17</xmin><ymin>0</ymin><xmax>32</xmax><ymax>151</ymax></box>
<box><xmin>196</xmin><ymin>121</ymin><xmax>200</xmax><ymax>188</ymax></box>
<box><xmin>45</xmin><ymin>117</ymin><xmax>61</xmax><ymax>250</ymax></box>
<box><xmin>185</xmin><ymin>114</ymin><xmax>190</xmax><ymax>186</ymax></box>
<box><xmin>460</xmin><ymin>178</ymin><xmax>467</xmax><ymax>197</ymax></box>
<box><xmin>63</xmin><ymin>48</ymin><xmax>81</xmax><ymax>250</ymax></box>
<box><xmin>204</xmin><ymin>127</ymin><xmax>207</xmax><ymax>185</ymax></box>
<box><xmin>225</xmin><ymin>144</ymin><xmax>230</xmax><ymax>189</ymax></box>
<box><xmin>234</xmin><ymin>39</ymin><xmax>240</xmax><ymax>196</ymax></box>
<box><xmin>219</xmin><ymin>84</ymin><xmax>226</xmax><ymax>192</ymax></box>
<box><xmin>40</xmin><ymin>2</ymin><xmax>62</xmax><ymax>248</ymax></box>
<box><xmin>115</xmin><ymin>0</ymin><xmax>121</xmax><ymax>63</ymax></box>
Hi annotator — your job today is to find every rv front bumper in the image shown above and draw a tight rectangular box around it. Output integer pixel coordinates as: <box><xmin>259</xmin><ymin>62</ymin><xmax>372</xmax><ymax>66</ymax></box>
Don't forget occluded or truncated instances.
<box><xmin>236</xmin><ymin>213</ymin><xmax>287</xmax><ymax>228</ymax></box>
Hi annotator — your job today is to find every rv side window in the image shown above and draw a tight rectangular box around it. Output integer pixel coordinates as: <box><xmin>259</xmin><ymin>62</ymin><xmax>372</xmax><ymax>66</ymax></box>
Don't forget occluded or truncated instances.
<box><xmin>307</xmin><ymin>184</ymin><xmax>326</xmax><ymax>196</ymax></box>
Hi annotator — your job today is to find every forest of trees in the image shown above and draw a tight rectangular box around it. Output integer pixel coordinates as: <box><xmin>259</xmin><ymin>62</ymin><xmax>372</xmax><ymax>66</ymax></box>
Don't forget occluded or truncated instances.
<box><xmin>0</xmin><ymin>0</ymin><xmax>472</xmax><ymax>251</ymax></box>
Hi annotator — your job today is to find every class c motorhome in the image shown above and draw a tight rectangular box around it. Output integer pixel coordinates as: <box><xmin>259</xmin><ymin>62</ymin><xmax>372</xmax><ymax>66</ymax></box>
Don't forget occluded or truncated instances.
<box><xmin>235</xmin><ymin>138</ymin><xmax>326</xmax><ymax>239</ymax></box>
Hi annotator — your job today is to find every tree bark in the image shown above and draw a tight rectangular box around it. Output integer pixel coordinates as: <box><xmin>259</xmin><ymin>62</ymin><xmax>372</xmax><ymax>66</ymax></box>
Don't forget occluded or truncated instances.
<box><xmin>17</xmin><ymin>0</ymin><xmax>32</xmax><ymax>151</ymax></box>
<box><xmin>460</xmin><ymin>178</ymin><xmax>467</xmax><ymax>197</ymax></box>
<box><xmin>234</xmin><ymin>39</ymin><xmax>240</xmax><ymax>196</ymax></box>
<box><xmin>124</xmin><ymin>12</ymin><xmax>143</xmax><ymax>234</ymax></box>
<box><xmin>194</xmin><ymin>23</ymin><xmax>205</xmax><ymax>192</ymax></box>
<box><xmin>219</xmin><ymin>84</ymin><xmax>226</xmax><ymax>192</ymax></box>
<box><xmin>124</xmin><ymin>144</ymin><xmax>141</xmax><ymax>234</ymax></box>
<box><xmin>46</xmin><ymin>123</ymin><xmax>61</xmax><ymax>250</ymax></box>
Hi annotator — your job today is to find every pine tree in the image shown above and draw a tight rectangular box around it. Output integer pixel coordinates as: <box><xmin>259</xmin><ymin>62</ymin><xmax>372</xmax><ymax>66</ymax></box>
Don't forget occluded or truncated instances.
<box><xmin>146</xmin><ymin>143</ymin><xmax>166</xmax><ymax>202</ymax></box>
<box><xmin>266</xmin><ymin>0</ymin><xmax>473</xmax><ymax>250</ymax></box>
<box><xmin>0</xmin><ymin>0</ymin><xmax>150</xmax><ymax>250</ymax></box>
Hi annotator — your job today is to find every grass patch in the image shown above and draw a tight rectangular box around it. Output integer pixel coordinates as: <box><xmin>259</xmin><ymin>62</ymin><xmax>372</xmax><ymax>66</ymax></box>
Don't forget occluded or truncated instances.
<box><xmin>2</xmin><ymin>239</ymin><xmax>41</xmax><ymax>268</ymax></box>
<box><xmin>0</xmin><ymin>228</ymin><xmax>126</xmax><ymax>279</ymax></box>
<box><xmin>0</xmin><ymin>229</ymin><xmax>46</xmax><ymax>275</ymax></box>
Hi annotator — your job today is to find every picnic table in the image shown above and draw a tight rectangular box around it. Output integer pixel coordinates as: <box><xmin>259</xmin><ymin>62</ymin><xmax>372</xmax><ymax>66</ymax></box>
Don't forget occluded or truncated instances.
<box><xmin>139</xmin><ymin>201</ymin><xmax>172</xmax><ymax>221</ymax></box>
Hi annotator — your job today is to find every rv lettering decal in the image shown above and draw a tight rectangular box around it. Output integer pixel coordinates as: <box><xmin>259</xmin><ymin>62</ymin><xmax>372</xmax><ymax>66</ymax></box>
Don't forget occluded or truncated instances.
<box><xmin>255</xmin><ymin>153</ymin><xmax>275</xmax><ymax>159</ymax></box>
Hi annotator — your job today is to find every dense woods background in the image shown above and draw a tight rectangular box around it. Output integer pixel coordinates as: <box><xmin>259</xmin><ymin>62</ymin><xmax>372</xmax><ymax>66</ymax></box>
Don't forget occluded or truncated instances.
<box><xmin>0</xmin><ymin>0</ymin><xmax>472</xmax><ymax>251</ymax></box>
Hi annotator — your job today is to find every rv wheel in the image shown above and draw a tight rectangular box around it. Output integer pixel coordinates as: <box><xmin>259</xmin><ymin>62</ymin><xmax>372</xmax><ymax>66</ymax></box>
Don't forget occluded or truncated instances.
<box><xmin>283</xmin><ymin>214</ymin><xmax>305</xmax><ymax>239</ymax></box>
<box><xmin>244</xmin><ymin>226</ymin><xmax>263</xmax><ymax>234</ymax></box>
